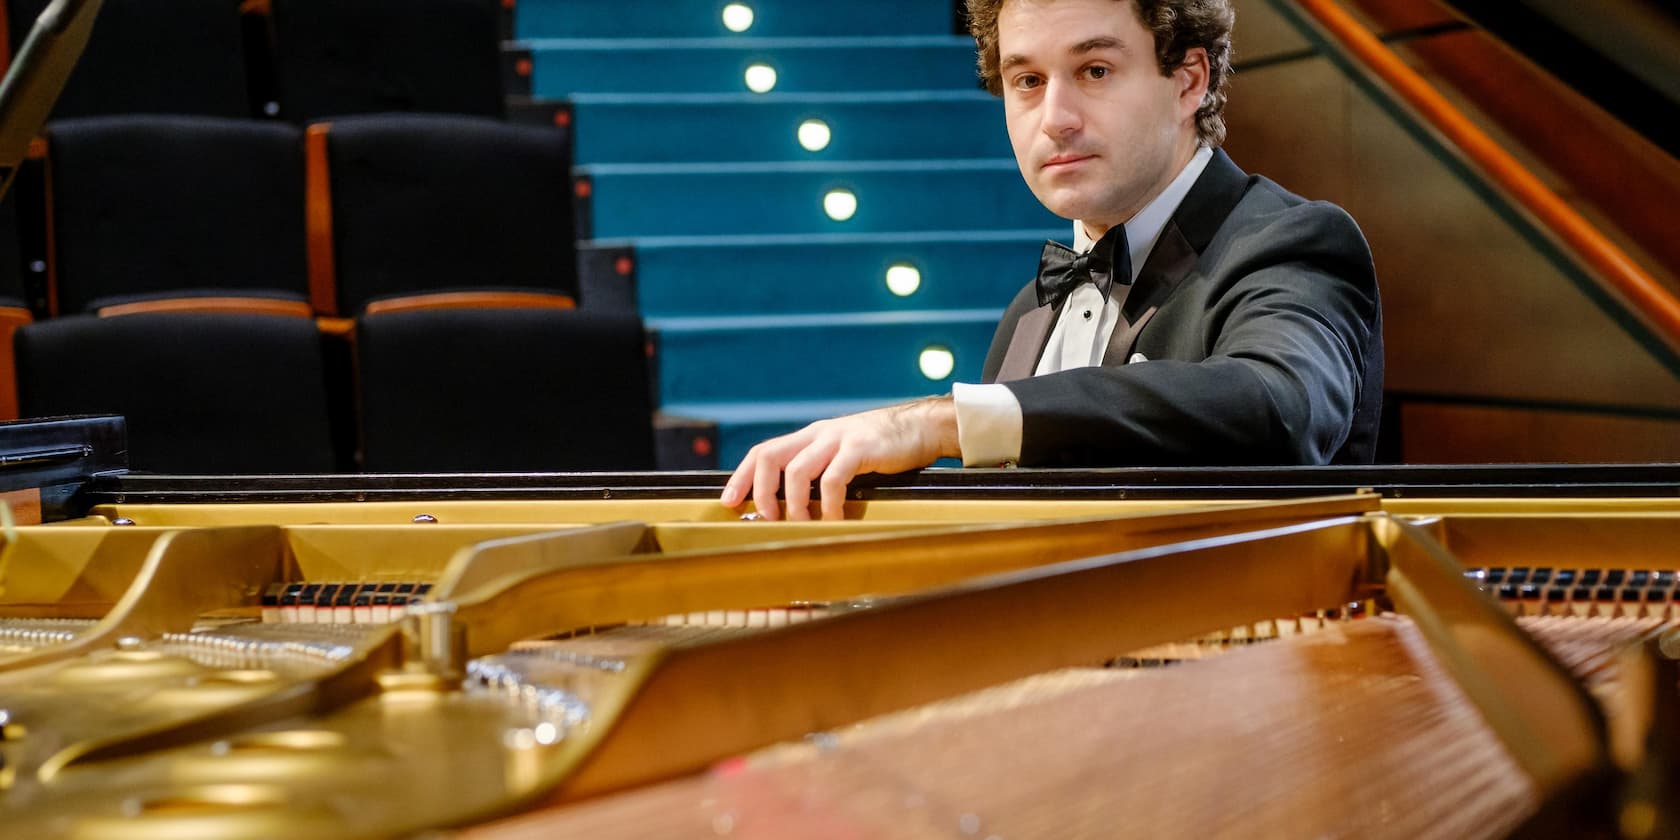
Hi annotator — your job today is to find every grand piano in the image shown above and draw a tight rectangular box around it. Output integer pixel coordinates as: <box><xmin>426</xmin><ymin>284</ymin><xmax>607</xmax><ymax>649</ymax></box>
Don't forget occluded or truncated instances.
<box><xmin>0</xmin><ymin>415</ymin><xmax>1678</xmax><ymax>838</ymax></box>
<box><xmin>3</xmin><ymin>0</ymin><xmax>1680</xmax><ymax>834</ymax></box>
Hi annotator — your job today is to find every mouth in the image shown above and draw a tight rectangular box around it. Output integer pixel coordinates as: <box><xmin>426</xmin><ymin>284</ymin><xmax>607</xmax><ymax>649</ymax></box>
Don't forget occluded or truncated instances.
<box><xmin>1042</xmin><ymin>154</ymin><xmax>1096</xmax><ymax>171</ymax></box>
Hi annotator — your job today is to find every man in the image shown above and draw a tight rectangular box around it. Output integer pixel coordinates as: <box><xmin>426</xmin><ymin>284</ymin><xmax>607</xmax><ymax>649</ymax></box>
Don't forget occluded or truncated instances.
<box><xmin>721</xmin><ymin>0</ymin><xmax>1382</xmax><ymax>520</ymax></box>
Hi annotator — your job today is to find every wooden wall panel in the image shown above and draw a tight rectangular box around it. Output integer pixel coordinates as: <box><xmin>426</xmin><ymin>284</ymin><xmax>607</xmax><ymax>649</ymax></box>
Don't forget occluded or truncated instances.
<box><xmin>1401</xmin><ymin>402</ymin><xmax>1680</xmax><ymax>463</ymax></box>
<box><xmin>1223</xmin><ymin>0</ymin><xmax>1680</xmax><ymax>462</ymax></box>
<box><xmin>1347</xmin><ymin>0</ymin><xmax>1680</xmax><ymax>294</ymax></box>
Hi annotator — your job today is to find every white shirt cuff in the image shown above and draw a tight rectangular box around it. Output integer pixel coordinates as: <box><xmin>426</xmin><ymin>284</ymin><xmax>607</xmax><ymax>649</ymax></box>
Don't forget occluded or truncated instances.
<box><xmin>952</xmin><ymin>382</ymin><xmax>1023</xmax><ymax>467</ymax></box>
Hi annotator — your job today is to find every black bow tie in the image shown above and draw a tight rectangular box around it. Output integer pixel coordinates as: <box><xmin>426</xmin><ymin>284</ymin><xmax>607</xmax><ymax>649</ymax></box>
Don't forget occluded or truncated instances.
<box><xmin>1035</xmin><ymin>225</ymin><xmax>1131</xmax><ymax>309</ymax></box>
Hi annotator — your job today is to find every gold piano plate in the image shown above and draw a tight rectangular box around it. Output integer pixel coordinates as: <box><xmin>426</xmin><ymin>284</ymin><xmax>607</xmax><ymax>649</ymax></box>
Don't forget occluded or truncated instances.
<box><xmin>1</xmin><ymin>491</ymin><xmax>1677</xmax><ymax>837</ymax></box>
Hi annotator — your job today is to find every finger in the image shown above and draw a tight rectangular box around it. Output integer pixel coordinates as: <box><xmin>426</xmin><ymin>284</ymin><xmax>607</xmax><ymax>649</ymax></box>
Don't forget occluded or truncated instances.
<box><xmin>781</xmin><ymin>451</ymin><xmax>814</xmax><ymax>522</ymax></box>
<box><xmin>782</xmin><ymin>436</ymin><xmax>840</xmax><ymax>522</ymax></box>
<box><xmin>720</xmin><ymin>447</ymin><xmax>758</xmax><ymax>508</ymax></box>
<box><xmin>751</xmin><ymin>443</ymin><xmax>789</xmax><ymax>521</ymax></box>
<box><xmin>819</xmin><ymin>445</ymin><xmax>866</xmax><ymax>521</ymax></box>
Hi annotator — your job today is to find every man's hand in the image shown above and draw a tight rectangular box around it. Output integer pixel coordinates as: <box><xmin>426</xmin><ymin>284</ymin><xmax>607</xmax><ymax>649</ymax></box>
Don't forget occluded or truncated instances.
<box><xmin>720</xmin><ymin>396</ymin><xmax>960</xmax><ymax>521</ymax></box>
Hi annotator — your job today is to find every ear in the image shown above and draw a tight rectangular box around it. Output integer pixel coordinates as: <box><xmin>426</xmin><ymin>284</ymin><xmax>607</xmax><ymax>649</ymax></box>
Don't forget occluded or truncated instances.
<box><xmin>1176</xmin><ymin>46</ymin><xmax>1211</xmax><ymax>120</ymax></box>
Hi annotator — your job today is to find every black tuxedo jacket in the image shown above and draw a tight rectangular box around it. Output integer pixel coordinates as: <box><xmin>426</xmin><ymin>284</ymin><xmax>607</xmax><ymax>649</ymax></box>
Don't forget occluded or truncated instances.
<box><xmin>980</xmin><ymin>148</ymin><xmax>1383</xmax><ymax>466</ymax></box>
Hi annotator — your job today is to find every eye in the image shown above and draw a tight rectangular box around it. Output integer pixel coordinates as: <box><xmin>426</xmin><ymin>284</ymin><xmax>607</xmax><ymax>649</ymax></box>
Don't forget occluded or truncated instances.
<box><xmin>1082</xmin><ymin>65</ymin><xmax>1110</xmax><ymax>80</ymax></box>
<box><xmin>1010</xmin><ymin>73</ymin><xmax>1044</xmax><ymax>92</ymax></box>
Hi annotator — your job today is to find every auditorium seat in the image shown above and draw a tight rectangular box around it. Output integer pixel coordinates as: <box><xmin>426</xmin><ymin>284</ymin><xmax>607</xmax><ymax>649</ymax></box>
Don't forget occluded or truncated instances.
<box><xmin>307</xmin><ymin>113</ymin><xmax>577</xmax><ymax>315</ymax></box>
<box><xmin>356</xmin><ymin>307</ymin><xmax>655</xmax><ymax>472</ymax></box>
<box><xmin>44</xmin><ymin>116</ymin><xmax>311</xmax><ymax>316</ymax></box>
<box><xmin>0</xmin><ymin>194</ymin><xmax>32</xmax><ymax>420</ymax></box>
<box><xmin>575</xmin><ymin>242</ymin><xmax>638</xmax><ymax>313</ymax></box>
<box><xmin>14</xmin><ymin>312</ymin><xmax>340</xmax><ymax>473</ymax></box>
<box><xmin>269</xmin><ymin>0</ymin><xmax>503</xmax><ymax>122</ymax></box>
<box><xmin>1</xmin><ymin>0</ymin><xmax>253</xmax><ymax>118</ymax></box>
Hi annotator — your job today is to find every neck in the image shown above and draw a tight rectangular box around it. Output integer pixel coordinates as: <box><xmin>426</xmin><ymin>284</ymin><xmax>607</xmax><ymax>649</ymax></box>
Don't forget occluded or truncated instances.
<box><xmin>1082</xmin><ymin>139</ymin><xmax>1202</xmax><ymax>241</ymax></box>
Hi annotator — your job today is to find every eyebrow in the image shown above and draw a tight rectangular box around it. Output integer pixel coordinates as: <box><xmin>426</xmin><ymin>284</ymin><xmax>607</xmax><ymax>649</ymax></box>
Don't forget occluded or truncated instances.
<box><xmin>999</xmin><ymin>36</ymin><xmax>1129</xmax><ymax>74</ymax></box>
<box><xmin>1072</xmin><ymin>36</ymin><xmax>1127</xmax><ymax>56</ymax></box>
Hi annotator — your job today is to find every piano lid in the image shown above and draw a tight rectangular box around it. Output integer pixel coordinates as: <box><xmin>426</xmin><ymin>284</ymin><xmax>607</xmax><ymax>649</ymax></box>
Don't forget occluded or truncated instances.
<box><xmin>0</xmin><ymin>0</ymin><xmax>103</xmax><ymax>198</ymax></box>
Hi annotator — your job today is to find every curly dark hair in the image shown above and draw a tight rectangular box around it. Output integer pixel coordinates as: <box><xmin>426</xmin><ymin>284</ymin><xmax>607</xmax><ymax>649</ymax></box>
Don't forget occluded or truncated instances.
<box><xmin>964</xmin><ymin>0</ymin><xmax>1235</xmax><ymax>147</ymax></box>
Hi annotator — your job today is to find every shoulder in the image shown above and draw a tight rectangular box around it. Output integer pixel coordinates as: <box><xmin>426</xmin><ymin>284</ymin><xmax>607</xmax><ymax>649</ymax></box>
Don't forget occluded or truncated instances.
<box><xmin>1229</xmin><ymin>180</ymin><xmax>1370</xmax><ymax>262</ymax></box>
<box><xmin>1213</xmin><ymin>176</ymin><xmax>1372</xmax><ymax>274</ymax></box>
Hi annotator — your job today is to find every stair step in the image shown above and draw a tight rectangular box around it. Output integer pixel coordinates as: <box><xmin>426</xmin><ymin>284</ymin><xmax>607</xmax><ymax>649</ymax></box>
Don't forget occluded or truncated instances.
<box><xmin>571</xmin><ymin>91</ymin><xmax>1008</xmax><ymax>163</ymax></box>
<box><xmin>622</xmin><ymin>230</ymin><xmax>1056</xmax><ymax>318</ymax></box>
<box><xmin>526</xmin><ymin>36</ymin><xmax>978</xmax><ymax>95</ymax></box>
<box><xmin>581</xmin><ymin>159</ymin><xmax>1057</xmax><ymax>237</ymax></box>
<box><xmin>512</xmin><ymin>0</ymin><xmax>956</xmax><ymax>39</ymax></box>
<box><xmin>650</xmin><ymin>309</ymin><xmax>999</xmax><ymax>404</ymax></box>
<box><xmin>516</xmin><ymin>7</ymin><xmax>1028</xmax><ymax>473</ymax></box>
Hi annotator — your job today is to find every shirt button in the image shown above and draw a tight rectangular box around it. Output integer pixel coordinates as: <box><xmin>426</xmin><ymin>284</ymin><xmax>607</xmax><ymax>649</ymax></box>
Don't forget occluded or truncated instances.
<box><xmin>1082</xmin><ymin>309</ymin><xmax>1092</xmax><ymax>320</ymax></box>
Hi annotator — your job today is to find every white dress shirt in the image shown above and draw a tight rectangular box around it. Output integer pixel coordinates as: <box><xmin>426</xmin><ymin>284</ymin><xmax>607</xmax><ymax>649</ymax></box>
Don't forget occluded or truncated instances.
<box><xmin>952</xmin><ymin>146</ymin><xmax>1214</xmax><ymax>466</ymax></box>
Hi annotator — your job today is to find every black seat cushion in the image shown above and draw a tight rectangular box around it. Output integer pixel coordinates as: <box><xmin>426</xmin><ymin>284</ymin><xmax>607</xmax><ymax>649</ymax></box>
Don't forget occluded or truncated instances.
<box><xmin>358</xmin><ymin>308</ymin><xmax>654</xmax><ymax>472</ymax></box>
<box><xmin>0</xmin><ymin>190</ymin><xmax>28</xmax><ymax>307</ymax></box>
<box><xmin>324</xmin><ymin>113</ymin><xmax>577</xmax><ymax>314</ymax></box>
<box><xmin>14</xmin><ymin>313</ymin><xmax>338</xmax><ymax>473</ymax></box>
<box><xmin>6</xmin><ymin>0</ymin><xmax>250</xmax><ymax>119</ymax></box>
<box><xmin>47</xmin><ymin>115</ymin><xmax>308</xmax><ymax>314</ymax></box>
<box><xmin>270</xmin><ymin>0</ymin><xmax>503</xmax><ymax>121</ymax></box>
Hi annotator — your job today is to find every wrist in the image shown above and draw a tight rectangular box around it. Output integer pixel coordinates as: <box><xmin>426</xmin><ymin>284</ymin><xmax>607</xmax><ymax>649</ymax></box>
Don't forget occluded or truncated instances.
<box><xmin>915</xmin><ymin>394</ymin><xmax>960</xmax><ymax>460</ymax></box>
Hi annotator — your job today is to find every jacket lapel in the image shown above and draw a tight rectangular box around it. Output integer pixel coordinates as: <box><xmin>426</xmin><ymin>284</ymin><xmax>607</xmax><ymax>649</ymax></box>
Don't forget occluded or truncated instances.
<box><xmin>995</xmin><ymin>304</ymin><xmax>1055</xmax><ymax>383</ymax></box>
<box><xmin>1102</xmin><ymin>221</ymin><xmax>1194</xmax><ymax>365</ymax></box>
<box><xmin>1102</xmin><ymin>148</ymin><xmax>1250</xmax><ymax>366</ymax></box>
<box><xmin>1001</xmin><ymin>148</ymin><xmax>1253</xmax><ymax>378</ymax></box>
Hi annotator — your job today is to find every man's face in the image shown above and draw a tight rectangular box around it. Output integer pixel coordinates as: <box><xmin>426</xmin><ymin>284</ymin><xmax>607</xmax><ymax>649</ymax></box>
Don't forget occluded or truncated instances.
<box><xmin>998</xmin><ymin>0</ymin><xmax>1202</xmax><ymax>231</ymax></box>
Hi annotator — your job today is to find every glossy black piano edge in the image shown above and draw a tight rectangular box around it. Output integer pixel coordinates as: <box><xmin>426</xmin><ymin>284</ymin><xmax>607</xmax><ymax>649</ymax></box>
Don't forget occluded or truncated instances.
<box><xmin>77</xmin><ymin>462</ymin><xmax>1680</xmax><ymax>507</ymax></box>
<box><xmin>0</xmin><ymin>414</ymin><xmax>126</xmax><ymax>488</ymax></box>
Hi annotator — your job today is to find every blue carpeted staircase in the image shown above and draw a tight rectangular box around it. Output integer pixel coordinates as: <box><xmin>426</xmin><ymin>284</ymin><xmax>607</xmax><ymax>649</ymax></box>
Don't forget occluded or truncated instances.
<box><xmin>512</xmin><ymin>0</ymin><xmax>1062</xmax><ymax>466</ymax></box>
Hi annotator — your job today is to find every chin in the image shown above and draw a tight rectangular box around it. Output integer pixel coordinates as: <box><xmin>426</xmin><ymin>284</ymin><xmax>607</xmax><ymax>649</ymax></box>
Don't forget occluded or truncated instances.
<box><xmin>1036</xmin><ymin>192</ymin><xmax>1099</xmax><ymax>223</ymax></box>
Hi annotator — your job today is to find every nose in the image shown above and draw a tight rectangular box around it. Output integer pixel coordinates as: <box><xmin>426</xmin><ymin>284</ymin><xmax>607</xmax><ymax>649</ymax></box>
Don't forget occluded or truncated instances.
<box><xmin>1040</xmin><ymin>77</ymin><xmax>1082</xmax><ymax>137</ymax></box>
